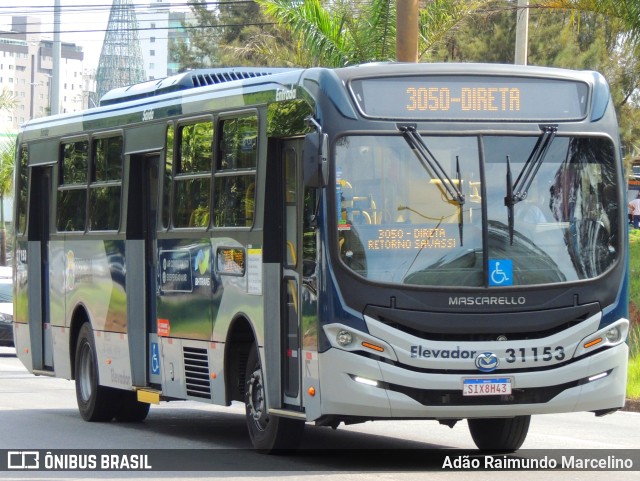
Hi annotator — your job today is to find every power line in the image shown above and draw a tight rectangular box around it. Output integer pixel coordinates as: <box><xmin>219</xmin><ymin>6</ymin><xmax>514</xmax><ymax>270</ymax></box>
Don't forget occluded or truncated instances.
<box><xmin>0</xmin><ymin>1</ymin><xmax>258</xmax><ymax>14</ymax></box>
<box><xmin>0</xmin><ymin>1</ymin><xmax>272</xmax><ymax>36</ymax></box>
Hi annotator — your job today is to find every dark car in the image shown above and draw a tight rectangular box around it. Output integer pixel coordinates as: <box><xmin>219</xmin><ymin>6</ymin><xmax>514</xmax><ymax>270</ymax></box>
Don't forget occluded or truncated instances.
<box><xmin>0</xmin><ymin>278</ymin><xmax>13</xmax><ymax>347</ymax></box>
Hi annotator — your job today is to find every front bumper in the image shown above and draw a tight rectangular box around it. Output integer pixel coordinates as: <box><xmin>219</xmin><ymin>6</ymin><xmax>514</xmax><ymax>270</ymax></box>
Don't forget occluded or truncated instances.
<box><xmin>316</xmin><ymin>319</ymin><xmax>628</xmax><ymax>420</ymax></box>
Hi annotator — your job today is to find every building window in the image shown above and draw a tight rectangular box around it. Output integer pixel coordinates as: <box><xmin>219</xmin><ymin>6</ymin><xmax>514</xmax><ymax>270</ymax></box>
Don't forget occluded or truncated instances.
<box><xmin>151</xmin><ymin>23</ymin><xmax>156</xmax><ymax>29</ymax></box>
<box><xmin>150</xmin><ymin>50</ymin><xmax>155</xmax><ymax>57</ymax></box>
<box><xmin>150</xmin><ymin>37</ymin><xmax>156</xmax><ymax>43</ymax></box>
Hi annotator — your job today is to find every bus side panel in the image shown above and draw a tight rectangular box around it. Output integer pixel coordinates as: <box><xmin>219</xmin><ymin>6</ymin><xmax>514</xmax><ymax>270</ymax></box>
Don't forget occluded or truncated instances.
<box><xmin>14</xmin><ymin>240</ymin><xmax>31</xmax><ymax>371</ymax></box>
<box><xmin>157</xmin><ymin>238</ymin><xmax>212</xmax><ymax>341</ymax></box>
<box><xmin>62</xmin><ymin>239</ymin><xmax>127</xmax><ymax>332</ymax></box>
<box><xmin>59</xmin><ymin>238</ymin><xmax>133</xmax><ymax>389</ymax></box>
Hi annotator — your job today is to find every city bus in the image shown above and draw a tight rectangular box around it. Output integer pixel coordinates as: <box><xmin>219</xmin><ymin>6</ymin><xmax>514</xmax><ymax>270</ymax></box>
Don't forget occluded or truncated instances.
<box><xmin>13</xmin><ymin>63</ymin><xmax>629</xmax><ymax>452</ymax></box>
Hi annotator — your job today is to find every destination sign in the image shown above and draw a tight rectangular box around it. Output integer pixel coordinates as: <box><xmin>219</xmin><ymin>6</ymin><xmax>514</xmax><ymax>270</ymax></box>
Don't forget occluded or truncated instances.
<box><xmin>349</xmin><ymin>75</ymin><xmax>589</xmax><ymax>121</ymax></box>
<box><xmin>359</xmin><ymin>226</ymin><xmax>457</xmax><ymax>251</ymax></box>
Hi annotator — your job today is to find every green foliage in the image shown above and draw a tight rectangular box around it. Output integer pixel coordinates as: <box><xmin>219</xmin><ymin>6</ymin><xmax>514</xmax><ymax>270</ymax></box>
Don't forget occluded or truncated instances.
<box><xmin>628</xmin><ymin>356</ymin><xmax>640</xmax><ymax>400</ymax></box>
<box><xmin>419</xmin><ymin>0</ymin><xmax>488</xmax><ymax>59</ymax></box>
<box><xmin>267</xmin><ymin>100</ymin><xmax>313</xmax><ymax>137</ymax></box>
<box><xmin>257</xmin><ymin>0</ymin><xmax>385</xmax><ymax>66</ymax></box>
<box><xmin>0</xmin><ymin>143</ymin><xmax>14</xmax><ymax>199</ymax></box>
<box><xmin>628</xmin><ymin>229</ymin><xmax>640</xmax><ymax>398</ymax></box>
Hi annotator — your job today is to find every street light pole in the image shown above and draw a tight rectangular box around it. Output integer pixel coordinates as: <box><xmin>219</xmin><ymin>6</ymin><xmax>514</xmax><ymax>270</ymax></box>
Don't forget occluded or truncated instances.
<box><xmin>51</xmin><ymin>0</ymin><xmax>61</xmax><ymax>115</ymax></box>
<box><xmin>515</xmin><ymin>0</ymin><xmax>529</xmax><ymax>65</ymax></box>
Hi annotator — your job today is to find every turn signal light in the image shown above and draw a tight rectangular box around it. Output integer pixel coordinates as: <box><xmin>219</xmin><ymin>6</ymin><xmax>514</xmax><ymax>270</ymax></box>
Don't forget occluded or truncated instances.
<box><xmin>583</xmin><ymin>338</ymin><xmax>603</xmax><ymax>349</ymax></box>
<box><xmin>361</xmin><ymin>341</ymin><xmax>384</xmax><ymax>352</ymax></box>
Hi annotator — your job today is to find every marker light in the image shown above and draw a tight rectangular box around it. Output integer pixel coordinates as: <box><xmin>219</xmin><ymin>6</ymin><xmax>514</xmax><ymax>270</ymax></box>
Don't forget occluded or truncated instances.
<box><xmin>354</xmin><ymin>376</ymin><xmax>378</xmax><ymax>387</ymax></box>
<box><xmin>361</xmin><ymin>341</ymin><xmax>384</xmax><ymax>352</ymax></box>
<box><xmin>336</xmin><ymin>330</ymin><xmax>353</xmax><ymax>347</ymax></box>
<box><xmin>588</xmin><ymin>371</ymin><xmax>609</xmax><ymax>382</ymax></box>
<box><xmin>583</xmin><ymin>338</ymin><xmax>603</xmax><ymax>349</ymax></box>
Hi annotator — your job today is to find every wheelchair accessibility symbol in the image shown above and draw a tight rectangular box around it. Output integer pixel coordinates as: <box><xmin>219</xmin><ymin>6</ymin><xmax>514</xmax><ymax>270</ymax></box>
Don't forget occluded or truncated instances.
<box><xmin>489</xmin><ymin>259</ymin><xmax>513</xmax><ymax>286</ymax></box>
<box><xmin>151</xmin><ymin>342</ymin><xmax>160</xmax><ymax>375</ymax></box>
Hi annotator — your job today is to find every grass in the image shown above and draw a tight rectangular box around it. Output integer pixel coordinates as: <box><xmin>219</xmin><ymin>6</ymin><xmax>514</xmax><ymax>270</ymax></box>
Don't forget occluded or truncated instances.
<box><xmin>628</xmin><ymin>356</ymin><xmax>640</xmax><ymax>400</ymax></box>
<box><xmin>627</xmin><ymin>228</ymin><xmax>640</xmax><ymax>399</ymax></box>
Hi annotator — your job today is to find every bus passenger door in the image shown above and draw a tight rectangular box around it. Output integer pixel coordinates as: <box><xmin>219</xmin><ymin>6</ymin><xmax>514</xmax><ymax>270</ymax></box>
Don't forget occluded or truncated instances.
<box><xmin>27</xmin><ymin>166</ymin><xmax>54</xmax><ymax>370</ymax></box>
<box><xmin>126</xmin><ymin>153</ymin><xmax>160</xmax><ymax>387</ymax></box>
<box><xmin>281</xmin><ymin>140</ymin><xmax>304</xmax><ymax>408</ymax></box>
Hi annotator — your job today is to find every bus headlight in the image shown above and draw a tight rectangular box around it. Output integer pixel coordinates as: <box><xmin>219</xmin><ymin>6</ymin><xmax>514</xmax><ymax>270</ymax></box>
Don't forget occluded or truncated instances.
<box><xmin>575</xmin><ymin>319</ymin><xmax>629</xmax><ymax>357</ymax></box>
<box><xmin>323</xmin><ymin>323</ymin><xmax>398</xmax><ymax>361</ymax></box>
<box><xmin>336</xmin><ymin>330</ymin><xmax>353</xmax><ymax>347</ymax></box>
<box><xmin>605</xmin><ymin>326</ymin><xmax>622</xmax><ymax>343</ymax></box>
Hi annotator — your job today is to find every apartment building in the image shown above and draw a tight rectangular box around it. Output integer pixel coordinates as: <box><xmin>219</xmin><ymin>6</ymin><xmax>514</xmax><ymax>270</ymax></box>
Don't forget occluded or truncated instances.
<box><xmin>0</xmin><ymin>16</ymin><xmax>87</xmax><ymax>134</ymax></box>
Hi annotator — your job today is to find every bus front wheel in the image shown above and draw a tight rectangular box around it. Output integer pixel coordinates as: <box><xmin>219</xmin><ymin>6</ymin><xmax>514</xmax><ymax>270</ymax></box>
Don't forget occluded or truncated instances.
<box><xmin>114</xmin><ymin>391</ymin><xmax>151</xmax><ymax>422</ymax></box>
<box><xmin>244</xmin><ymin>343</ymin><xmax>305</xmax><ymax>452</ymax></box>
<box><xmin>467</xmin><ymin>415</ymin><xmax>530</xmax><ymax>451</ymax></box>
<box><xmin>74</xmin><ymin>323</ymin><xmax>116</xmax><ymax>422</ymax></box>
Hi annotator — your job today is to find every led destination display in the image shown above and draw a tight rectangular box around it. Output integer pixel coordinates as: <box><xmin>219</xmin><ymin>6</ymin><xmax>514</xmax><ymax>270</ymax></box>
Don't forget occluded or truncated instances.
<box><xmin>350</xmin><ymin>75</ymin><xmax>589</xmax><ymax>120</ymax></box>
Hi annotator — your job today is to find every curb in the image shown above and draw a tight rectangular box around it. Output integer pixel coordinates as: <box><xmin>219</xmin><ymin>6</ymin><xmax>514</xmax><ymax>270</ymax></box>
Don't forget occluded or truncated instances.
<box><xmin>623</xmin><ymin>399</ymin><xmax>640</xmax><ymax>413</ymax></box>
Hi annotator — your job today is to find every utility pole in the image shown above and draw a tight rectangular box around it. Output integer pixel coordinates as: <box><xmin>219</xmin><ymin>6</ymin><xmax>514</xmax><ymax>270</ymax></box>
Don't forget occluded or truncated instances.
<box><xmin>51</xmin><ymin>0</ymin><xmax>61</xmax><ymax>114</ymax></box>
<box><xmin>396</xmin><ymin>0</ymin><xmax>418</xmax><ymax>62</ymax></box>
<box><xmin>515</xmin><ymin>0</ymin><xmax>529</xmax><ymax>65</ymax></box>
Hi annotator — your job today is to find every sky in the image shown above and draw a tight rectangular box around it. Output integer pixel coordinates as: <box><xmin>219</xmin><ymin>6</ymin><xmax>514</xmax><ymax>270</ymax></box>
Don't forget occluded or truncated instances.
<box><xmin>0</xmin><ymin>1</ymin><xmax>193</xmax><ymax>71</ymax></box>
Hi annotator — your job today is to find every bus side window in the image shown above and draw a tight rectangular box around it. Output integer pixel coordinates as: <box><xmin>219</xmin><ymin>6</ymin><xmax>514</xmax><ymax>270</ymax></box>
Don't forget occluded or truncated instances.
<box><xmin>214</xmin><ymin>114</ymin><xmax>258</xmax><ymax>228</ymax></box>
<box><xmin>57</xmin><ymin>139</ymin><xmax>88</xmax><ymax>232</ymax></box>
<box><xmin>173</xmin><ymin>120</ymin><xmax>213</xmax><ymax>228</ymax></box>
<box><xmin>89</xmin><ymin>136</ymin><xmax>122</xmax><ymax>231</ymax></box>
<box><xmin>162</xmin><ymin>124</ymin><xmax>174</xmax><ymax>229</ymax></box>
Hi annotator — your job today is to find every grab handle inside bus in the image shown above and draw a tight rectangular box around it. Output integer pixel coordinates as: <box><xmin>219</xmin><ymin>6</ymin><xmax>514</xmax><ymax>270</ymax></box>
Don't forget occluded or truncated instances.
<box><xmin>303</xmin><ymin>131</ymin><xmax>328</xmax><ymax>188</ymax></box>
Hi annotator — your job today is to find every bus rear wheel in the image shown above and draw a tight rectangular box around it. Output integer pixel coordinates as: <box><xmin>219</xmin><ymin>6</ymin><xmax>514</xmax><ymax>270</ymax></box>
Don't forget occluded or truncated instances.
<box><xmin>74</xmin><ymin>323</ymin><xmax>116</xmax><ymax>422</ymax></box>
<box><xmin>467</xmin><ymin>415</ymin><xmax>530</xmax><ymax>451</ymax></box>
<box><xmin>244</xmin><ymin>343</ymin><xmax>305</xmax><ymax>452</ymax></box>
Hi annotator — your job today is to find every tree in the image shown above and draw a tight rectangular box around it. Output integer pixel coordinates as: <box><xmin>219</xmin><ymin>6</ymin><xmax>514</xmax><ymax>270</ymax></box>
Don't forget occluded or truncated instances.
<box><xmin>428</xmin><ymin>1</ymin><xmax>640</xmax><ymax>163</ymax></box>
<box><xmin>0</xmin><ymin>88</ymin><xmax>16</xmax><ymax>265</ymax></box>
<box><xmin>174</xmin><ymin>0</ymin><xmax>486</xmax><ymax>68</ymax></box>
<box><xmin>256</xmin><ymin>0</ymin><xmax>488</xmax><ymax>66</ymax></box>
<box><xmin>0</xmin><ymin>143</ymin><xmax>15</xmax><ymax>265</ymax></box>
<box><xmin>174</xmin><ymin>0</ymin><xmax>286</xmax><ymax>68</ymax></box>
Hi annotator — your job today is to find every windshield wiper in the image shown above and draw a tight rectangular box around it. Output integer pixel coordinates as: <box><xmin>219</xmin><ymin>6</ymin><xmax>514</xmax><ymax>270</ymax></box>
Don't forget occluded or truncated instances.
<box><xmin>399</xmin><ymin>124</ymin><xmax>466</xmax><ymax>245</ymax></box>
<box><xmin>504</xmin><ymin>124</ymin><xmax>558</xmax><ymax>244</ymax></box>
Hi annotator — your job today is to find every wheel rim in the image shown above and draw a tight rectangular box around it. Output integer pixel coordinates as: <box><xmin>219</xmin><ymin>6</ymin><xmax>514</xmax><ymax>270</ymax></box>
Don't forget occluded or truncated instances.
<box><xmin>246</xmin><ymin>367</ymin><xmax>268</xmax><ymax>432</ymax></box>
<box><xmin>78</xmin><ymin>341</ymin><xmax>94</xmax><ymax>403</ymax></box>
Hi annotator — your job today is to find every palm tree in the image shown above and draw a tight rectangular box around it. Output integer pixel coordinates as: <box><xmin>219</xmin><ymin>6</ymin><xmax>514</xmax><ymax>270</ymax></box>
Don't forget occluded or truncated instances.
<box><xmin>256</xmin><ymin>0</ymin><xmax>486</xmax><ymax>66</ymax></box>
<box><xmin>0</xmin><ymin>88</ymin><xmax>17</xmax><ymax>266</ymax></box>
<box><xmin>534</xmin><ymin>0</ymin><xmax>640</xmax><ymax>38</ymax></box>
<box><xmin>0</xmin><ymin>143</ymin><xmax>14</xmax><ymax>265</ymax></box>
<box><xmin>0</xmin><ymin>88</ymin><xmax>14</xmax><ymax>112</ymax></box>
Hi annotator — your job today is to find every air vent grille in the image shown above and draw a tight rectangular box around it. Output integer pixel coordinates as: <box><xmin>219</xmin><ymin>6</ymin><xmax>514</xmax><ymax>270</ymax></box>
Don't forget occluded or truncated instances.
<box><xmin>99</xmin><ymin>67</ymin><xmax>298</xmax><ymax>106</ymax></box>
<box><xmin>183</xmin><ymin>346</ymin><xmax>211</xmax><ymax>399</ymax></box>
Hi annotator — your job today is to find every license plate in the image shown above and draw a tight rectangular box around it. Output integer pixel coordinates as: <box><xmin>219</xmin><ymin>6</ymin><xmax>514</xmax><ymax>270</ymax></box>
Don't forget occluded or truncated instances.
<box><xmin>463</xmin><ymin>378</ymin><xmax>512</xmax><ymax>396</ymax></box>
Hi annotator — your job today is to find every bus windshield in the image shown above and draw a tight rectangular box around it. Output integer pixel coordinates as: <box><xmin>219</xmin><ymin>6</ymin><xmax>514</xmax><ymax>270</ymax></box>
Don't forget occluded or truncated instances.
<box><xmin>334</xmin><ymin>134</ymin><xmax>618</xmax><ymax>287</ymax></box>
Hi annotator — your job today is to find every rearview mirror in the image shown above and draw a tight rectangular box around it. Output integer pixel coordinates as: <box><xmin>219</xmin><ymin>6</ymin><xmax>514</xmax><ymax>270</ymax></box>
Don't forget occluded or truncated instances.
<box><xmin>303</xmin><ymin>131</ymin><xmax>328</xmax><ymax>188</ymax></box>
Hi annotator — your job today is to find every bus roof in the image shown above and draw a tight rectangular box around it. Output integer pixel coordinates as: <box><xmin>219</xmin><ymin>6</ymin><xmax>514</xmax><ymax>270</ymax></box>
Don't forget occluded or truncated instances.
<box><xmin>99</xmin><ymin>67</ymin><xmax>300</xmax><ymax>106</ymax></box>
<box><xmin>18</xmin><ymin>62</ymin><xmax>610</xmax><ymax>137</ymax></box>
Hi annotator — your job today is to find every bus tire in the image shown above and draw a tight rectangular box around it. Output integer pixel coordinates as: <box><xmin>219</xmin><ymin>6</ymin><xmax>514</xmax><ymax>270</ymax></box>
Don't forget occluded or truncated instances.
<box><xmin>74</xmin><ymin>323</ymin><xmax>116</xmax><ymax>422</ymax></box>
<box><xmin>467</xmin><ymin>415</ymin><xmax>530</xmax><ymax>451</ymax></box>
<box><xmin>114</xmin><ymin>391</ymin><xmax>151</xmax><ymax>422</ymax></box>
<box><xmin>244</xmin><ymin>343</ymin><xmax>305</xmax><ymax>452</ymax></box>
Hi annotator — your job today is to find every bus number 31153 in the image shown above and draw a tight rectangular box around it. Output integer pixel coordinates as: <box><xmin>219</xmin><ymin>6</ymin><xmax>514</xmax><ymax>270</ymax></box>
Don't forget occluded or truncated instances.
<box><xmin>505</xmin><ymin>346</ymin><xmax>566</xmax><ymax>364</ymax></box>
